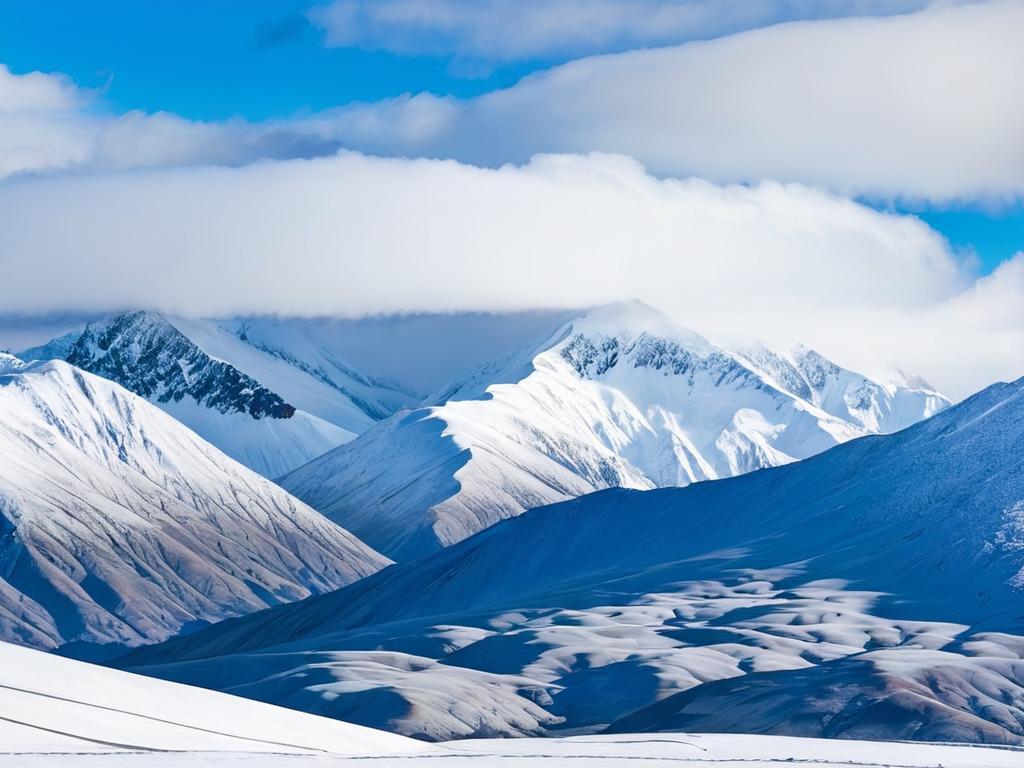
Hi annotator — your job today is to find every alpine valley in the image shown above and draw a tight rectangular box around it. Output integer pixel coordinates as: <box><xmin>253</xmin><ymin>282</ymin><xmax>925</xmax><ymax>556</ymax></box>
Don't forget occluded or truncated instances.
<box><xmin>122</xmin><ymin>371</ymin><xmax>1024</xmax><ymax>744</ymax></box>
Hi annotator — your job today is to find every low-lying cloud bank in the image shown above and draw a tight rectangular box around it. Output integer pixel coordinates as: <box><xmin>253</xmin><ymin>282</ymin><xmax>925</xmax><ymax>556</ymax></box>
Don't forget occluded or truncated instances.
<box><xmin>0</xmin><ymin>151</ymin><xmax>1019</xmax><ymax>399</ymax></box>
<box><xmin>2</xmin><ymin>1</ymin><xmax>1021</xmax><ymax>203</ymax></box>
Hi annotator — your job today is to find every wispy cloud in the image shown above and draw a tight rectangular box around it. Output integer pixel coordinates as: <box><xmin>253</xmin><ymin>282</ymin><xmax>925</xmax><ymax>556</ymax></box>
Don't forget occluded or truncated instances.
<box><xmin>309</xmin><ymin>0</ymin><xmax>935</xmax><ymax>64</ymax></box>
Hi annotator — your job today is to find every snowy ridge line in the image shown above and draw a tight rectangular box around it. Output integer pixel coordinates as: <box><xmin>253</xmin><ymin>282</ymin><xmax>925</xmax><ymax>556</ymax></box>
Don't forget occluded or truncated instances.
<box><xmin>0</xmin><ymin>683</ymin><xmax>335</xmax><ymax>754</ymax></box>
<box><xmin>281</xmin><ymin>301</ymin><xmax>949</xmax><ymax>561</ymax></box>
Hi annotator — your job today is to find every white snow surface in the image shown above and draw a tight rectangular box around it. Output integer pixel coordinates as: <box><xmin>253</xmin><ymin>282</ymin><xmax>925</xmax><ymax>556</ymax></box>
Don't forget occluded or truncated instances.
<box><xmin>0</xmin><ymin>353</ymin><xmax>27</xmax><ymax>374</ymax></box>
<box><xmin>128</xmin><ymin>372</ymin><xmax>1024</xmax><ymax>744</ymax></box>
<box><xmin>0</xmin><ymin>640</ymin><xmax>423</xmax><ymax>755</ymax></box>
<box><xmin>1</xmin><ymin>642</ymin><xmax>1018</xmax><ymax>767</ymax></box>
<box><xmin>211</xmin><ymin>310</ymin><xmax>579</xmax><ymax>398</ymax></box>
<box><xmin>0</xmin><ymin>360</ymin><xmax>389</xmax><ymax>650</ymax></box>
<box><xmin>282</xmin><ymin>301</ymin><xmax>948</xmax><ymax>560</ymax></box>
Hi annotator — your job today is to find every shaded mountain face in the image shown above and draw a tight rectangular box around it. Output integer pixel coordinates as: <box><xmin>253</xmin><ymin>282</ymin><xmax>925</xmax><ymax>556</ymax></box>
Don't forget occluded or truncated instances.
<box><xmin>0</xmin><ymin>360</ymin><xmax>389</xmax><ymax>652</ymax></box>
<box><xmin>123</xmin><ymin>374</ymin><xmax>1023</xmax><ymax>743</ymax></box>
<box><xmin>66</xmin><ymin>311</ymin><xmax>296</xmax><ymax>419</ymax></box>
<box><xmin>280</xmin><ymin>302</ymin><xmax>948</xmax><ymax>561</ymax></box>
<box><xmin>23</xmin><ymin>311</ymin><xmax>386</xmax><ymax>477</ymax></box>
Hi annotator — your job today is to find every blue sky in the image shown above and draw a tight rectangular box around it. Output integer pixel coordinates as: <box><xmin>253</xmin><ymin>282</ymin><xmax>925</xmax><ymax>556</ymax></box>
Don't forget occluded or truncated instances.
<box><xmin>0</xmin><ymin>1</ymin><xmax>542</xmax><ymax>120</ymax></box>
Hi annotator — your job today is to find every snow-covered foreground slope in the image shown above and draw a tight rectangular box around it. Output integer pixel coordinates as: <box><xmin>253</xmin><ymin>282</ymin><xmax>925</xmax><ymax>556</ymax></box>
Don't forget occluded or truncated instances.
<box><xmin>125</xmin><ymin>373</ymin><xmax>1024</xmax><ymax>743</ymax></box>
<box><xmin>0</xmin><ymin>360</ymin><xmax>388</xmax><ymax>650</ymax></box>
<box><xmin>0</xmin><ymin>640</ymin><xmax>424</xmax><ymax>755</ymax></box>
<box><xmin>19</xmin><ymin>312</ymin><xmax>408</xmax><ymax>477</ymax></box>
<box><xmin>1</xmin><ymin>643</ymin><xmax>1016</xmax><ymax>767</ymax></box>
<box><xmin>282</xmin><ymin>301</ymin><xmax>947</xmax><ymax>560</ymax></box>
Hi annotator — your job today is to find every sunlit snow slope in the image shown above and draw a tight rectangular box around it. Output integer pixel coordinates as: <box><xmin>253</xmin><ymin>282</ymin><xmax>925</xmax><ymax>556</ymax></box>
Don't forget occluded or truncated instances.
<box><xmin>0</xmin><ymin>640</ymin><xmax>424</xmax><ymax>755</ymax></box>
<box><xmin>281</xmin><ymin>301</ymin><xmax>947</xmax><ymax>560</ymax></box>
<box><xmin>0</xmin><ymin>359</ymin><xmax>389</xmax><ymax>650</ymax></box>
<box><xmin>127</xmin><ymin>373</ymin><xmax>1023</xmax><ymax>743</ymax></box>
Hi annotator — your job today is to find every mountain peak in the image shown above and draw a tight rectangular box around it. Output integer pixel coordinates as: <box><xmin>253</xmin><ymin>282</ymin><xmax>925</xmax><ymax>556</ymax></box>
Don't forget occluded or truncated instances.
<box><xmin>573</xmin><ymin>301</ymin><xmax>714</xmax><ymax>351</ymax></box>
<box><xmin>67</xmin><ymin>310</ymin><xmax>297</xmax><ymax>420</ymax></box>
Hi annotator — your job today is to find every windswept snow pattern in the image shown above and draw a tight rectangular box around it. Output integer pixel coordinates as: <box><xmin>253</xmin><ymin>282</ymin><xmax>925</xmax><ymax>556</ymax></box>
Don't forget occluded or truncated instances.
<box><xmin>126</xmin><ymin>374</ymin><xmax>1024</xmax><ymax>744</ymax></box>
<box><xmin>281</xmin><ymin>301</ymin><xmax>947</xmax><ymax>560</ymax></box>
<box><xmin>0</xmin><ymin>360</ymin><xmax>389</xmax><ymax>650</ymax></box>
<box><xmin>0</xmin><ymin>353</ymin><xmax>27</xmax><ymax>374</ymax></box>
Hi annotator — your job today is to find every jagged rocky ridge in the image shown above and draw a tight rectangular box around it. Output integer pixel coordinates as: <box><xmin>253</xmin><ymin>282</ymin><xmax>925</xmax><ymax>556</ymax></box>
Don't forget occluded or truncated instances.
<box><xmin>66</xmin><ymin>312</ymin><xmax>296</xmax><ymax>419</ymax></box>
<box><xmin>22</xmin><ymin>312</ymin><xmax>392</xmax><ymax>477</ymax></box>
<box><xmin>0</xmin><ymin>358</ymin><xmax>389</xmax><ymax>651</ymax></box>
<box><xmin>122</xmin><ymin>373</ymin><xmax>1024</xmax><ymax>743</ymax></box>
<box><xmin>280</xmin><ymin>301</ymin><xmax>948</xmax><ymax>560</ymax></box>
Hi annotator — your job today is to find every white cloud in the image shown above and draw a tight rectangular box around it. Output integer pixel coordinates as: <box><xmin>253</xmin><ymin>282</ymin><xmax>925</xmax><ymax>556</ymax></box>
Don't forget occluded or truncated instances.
<box><xmin>309</xmin><ymin>0</ymin><xmax>934</xmax><ymax>63</ymax></box>
<box><xmin>310</xmin><ymin>0</ymin><xmax>1024</xmax><ymax>202</ymax></box>
<box><xmin>0</xmin><ymin>150</ymin><xmax>1017</xmax><ymax>399</ymax></box>
<box><xmin>0</xmin><ymin>65</ymin><xmax>344</xmax><ymax>180</ymax></box>
<box><xmin>1</xmin><ymin>2</ymin><xmax>1021</xmax><ymax>202</ymax></box>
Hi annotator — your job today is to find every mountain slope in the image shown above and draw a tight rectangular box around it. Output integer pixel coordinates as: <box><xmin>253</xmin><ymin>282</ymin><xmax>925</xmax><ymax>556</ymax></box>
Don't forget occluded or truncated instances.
<box><xmin>281</xmin><ymin>301</ymin><xmax>947</xmax><ymax>560</ymax></box>
<box><xmin>0</xmin><ymin>359</ymin><xmax>389</xmax><ymax>651</ymax></box>
<box><xmin>741</xmin><ymin>344</ymin><xmax>947</xmax><ymax>434</ymax></box>
<box><xmin>27</xmin><ymin>312</ymin><xmax>367</xmax><ymax>477</ymax></box>
<box><xmin>125</xmin><ymin>373</ymin><xmax>1024</xmax><ymax>743</ymax></box>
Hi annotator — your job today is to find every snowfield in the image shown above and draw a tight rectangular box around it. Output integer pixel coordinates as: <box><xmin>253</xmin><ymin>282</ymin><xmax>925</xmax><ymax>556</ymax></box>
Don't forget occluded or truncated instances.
<box><xmin>2</xmin><ymin>640</ymin><xmax>1021</xmax><ymax>768</ymax></box>
<box><xmin>0</xmin><ymin>359</ymin><xmax>388</xmax><ymax>650</ymax></box>
<box><xmin>281</xmin><ymin>301</ymin><xmax>948</xmax><ymax>560</ymax></box>
<box><xmin>124</xmin><ymin>373</ymin><xmax>1024</xmax><ymax>743</ymax></box>
<box><xmin>0</xmin><ymin>640</ymin><xmax>423</xmax><ymax>755</ymax></box>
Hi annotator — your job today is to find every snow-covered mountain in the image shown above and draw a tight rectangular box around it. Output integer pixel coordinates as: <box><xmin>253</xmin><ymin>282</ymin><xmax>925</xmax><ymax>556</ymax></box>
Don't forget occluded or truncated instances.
<box><xmin>741</xmin><ymin>344</ymin><xmax>948</xmax><ymax>434</ymax></box>
<box><xmin>124</xmin><ymin>372</ymin><xmax>1024</xmax><ymax>743</ymax></box>
<box><xmin>20</xmin><ymin>311</ymin><xmax>415</xmax><ymax>477</ymax></box>
<box><xmin>0</xmin><ymin>359</ymin><xmax>389</xmax><ymax>651</ymax></box>
<box><xmin>281</xmin><ymin>301</ymin><xmax>948</xmax><ymax>560</ymax></box>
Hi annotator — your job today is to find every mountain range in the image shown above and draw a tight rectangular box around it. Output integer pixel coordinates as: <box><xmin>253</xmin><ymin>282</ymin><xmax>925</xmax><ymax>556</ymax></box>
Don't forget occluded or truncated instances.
<box><xmin>121</xmin><ymin>372</ymin><xmax>1024</xmax><ymax>743</ymax></box>
<box><xmin>2</xmin><ymin>301</ymin><xmax>1021</xmax><ymax>751</ymax></box>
